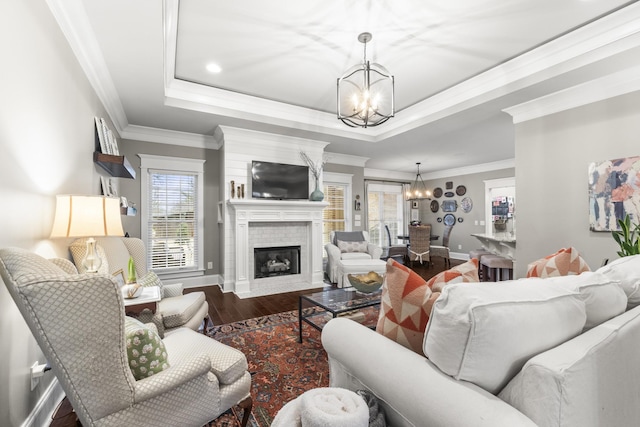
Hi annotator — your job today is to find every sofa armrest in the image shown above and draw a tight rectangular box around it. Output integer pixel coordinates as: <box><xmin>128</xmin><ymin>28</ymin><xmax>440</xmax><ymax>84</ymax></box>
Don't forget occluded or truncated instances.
<box><xmin>367</xmin><ymin>243</ymin><xmax>383</xmax><ymax>260</ymax></box>
<box><xmin>322</xmin><ymin>318</ymin><xmax>536</xmax><ymax>427</ymax></box>
<box><xmin>133</xmin><ymin>354</ymin><xmax>216</xmax><ymax>402</ymax></box>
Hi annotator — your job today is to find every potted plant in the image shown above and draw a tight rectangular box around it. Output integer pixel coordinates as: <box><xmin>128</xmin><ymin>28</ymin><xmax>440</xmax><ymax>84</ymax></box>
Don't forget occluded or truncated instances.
<box><xmin>612</xmin><ymin>214</ymin><xmax>640</xmax><ymax>257</ymax></box>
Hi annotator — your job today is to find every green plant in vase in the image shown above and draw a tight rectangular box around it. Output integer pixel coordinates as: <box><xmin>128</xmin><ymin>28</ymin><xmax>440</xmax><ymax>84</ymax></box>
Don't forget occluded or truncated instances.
<box><xmin>127</xmin><ymin>256</ymin><xmax>137</xmax><ymax>284</ymax></box>
<box><xmin>612</xmin><ymin>214</ymin><xmax>640</xmax><ymax>257</ymax></box>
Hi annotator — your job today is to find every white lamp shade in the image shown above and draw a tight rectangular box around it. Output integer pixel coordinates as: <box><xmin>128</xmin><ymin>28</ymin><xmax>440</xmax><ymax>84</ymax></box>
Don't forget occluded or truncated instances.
<box><xmin>50</xmin><ymin>195</ymin><xmax>124</xmax><ymax>238</ymax></box>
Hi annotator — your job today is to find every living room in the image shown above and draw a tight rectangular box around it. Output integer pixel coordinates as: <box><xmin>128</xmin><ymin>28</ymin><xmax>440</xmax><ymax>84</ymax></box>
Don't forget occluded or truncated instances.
<box><xmin>3</xmin><ymin>1</ymin><xmax>640</xmax><ymax>426</ymax></box>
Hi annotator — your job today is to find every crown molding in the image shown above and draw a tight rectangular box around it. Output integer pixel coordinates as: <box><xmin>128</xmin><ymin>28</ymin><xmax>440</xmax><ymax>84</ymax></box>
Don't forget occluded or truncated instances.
<box><xmin>121</xmin><ymin>125</ymin><xmax>221</xmax><ymax>148</ymax></box>
<box><xmin>217</xmin><ymin>126</ymin><xmax>330</xmax><ymax>153</ymax></box>
<box><xmin>504</xmin><ymin>63</ymin><xmax>640</xmax><ymax>123</ymax></box>
<box><xmin>421</xmin><ymin>159</ymin><xmax>516</xmax><ymax>181</ymax></box>
<box><xmin>364</xmin><ymin>168</ymin><xmax>416</xmax><ymax>182</ymax></box>
<box><xmin>325</xmin><ymin>152</ymin><xmax>369</xmax><ymax>168</ymax></box>
<box><xmin>45</xmin><ymin>0</ymin><xmax>129</xmax><ymax>133</ymax></box>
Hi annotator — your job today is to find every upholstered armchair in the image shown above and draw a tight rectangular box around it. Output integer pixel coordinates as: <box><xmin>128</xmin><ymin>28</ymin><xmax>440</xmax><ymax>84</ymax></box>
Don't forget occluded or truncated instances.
<box><xmin>0</xmin><ymin>247</ymin><xmax>252</xmax><ymax>427</ymax></box>
<box><xmin>324</xmin><ymin>231</ymin><xmax>383</xmax><ymax>283</ymax></box>
<box><xmin>69</xmin><ymin>237</ymin><xmax>209</xmax><ymax>335</ymax></box>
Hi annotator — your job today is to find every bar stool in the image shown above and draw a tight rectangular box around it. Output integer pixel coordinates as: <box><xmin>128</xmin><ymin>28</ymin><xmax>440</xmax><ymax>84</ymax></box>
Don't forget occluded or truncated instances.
<box><xmin>469</xmin><ymin>249</ymin><xmax>492</xmax><ymax>281</ymax></box>
<box><xmin>480</xmin><ymin>255</ymin><xmax>513</xmax><ymax>282</ymax></box>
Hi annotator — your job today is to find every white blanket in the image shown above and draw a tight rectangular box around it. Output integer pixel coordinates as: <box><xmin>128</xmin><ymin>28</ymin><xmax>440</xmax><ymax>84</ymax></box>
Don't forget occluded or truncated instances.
<box><xmin>271</xmin><ymin>387</ymin><xmax>368</xmax><ymax>427</ymax></box>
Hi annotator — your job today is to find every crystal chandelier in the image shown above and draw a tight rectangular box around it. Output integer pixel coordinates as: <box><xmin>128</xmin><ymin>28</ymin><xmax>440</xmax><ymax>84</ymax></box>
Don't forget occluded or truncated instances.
<box><xmin>406</xmin><ymin>162</ymin><xmax>431</xmax><ymax>200</ymax></box>
<box><xmin>337</xmin><ymin>32</ymin><xmax>395</xmax><ymax>128</ymax></box>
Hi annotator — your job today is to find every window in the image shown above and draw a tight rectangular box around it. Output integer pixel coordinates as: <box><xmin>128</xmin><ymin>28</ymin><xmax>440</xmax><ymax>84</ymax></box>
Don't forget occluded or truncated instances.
<box><xmin>366</xmin><ymin>181</ymin><xmax>408</xmax><ymax>247</ymax></box>
<box><xmin>139</xmin><ymin>154</ymin><xmax>205</xmax><ymax>277</ymax></box>
<box><xmin>322</xmin><ymin>172</ymin><xmax>352</xmax><ymax>246</ymax></box>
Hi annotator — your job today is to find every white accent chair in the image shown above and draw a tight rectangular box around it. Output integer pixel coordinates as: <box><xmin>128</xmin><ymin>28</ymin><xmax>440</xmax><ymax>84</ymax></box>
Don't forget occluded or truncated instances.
<box><xmin>69</xmin><ymin>237</ymin><xmax>209</xmax><ymax>335</ymax></box>
<box><xmin>324</xmin><ymin>231</ymin><xmax>383</xmax><ymax>284</ymax></box>
<box><xmin>0</xmin><ymin>247</ymin><xmax>252</xmax><ymax>427</ymax></box>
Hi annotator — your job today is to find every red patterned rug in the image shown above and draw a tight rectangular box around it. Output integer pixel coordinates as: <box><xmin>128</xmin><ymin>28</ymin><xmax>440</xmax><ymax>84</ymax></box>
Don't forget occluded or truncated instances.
<box><xmin>208</xmin><ymin>307</ymin><xmax>379</xmax><ymax>427</ymax></box>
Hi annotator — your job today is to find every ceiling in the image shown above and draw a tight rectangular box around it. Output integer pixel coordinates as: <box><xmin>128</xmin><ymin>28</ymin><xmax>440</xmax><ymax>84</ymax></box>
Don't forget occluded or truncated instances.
<box><xmin>51</xmin><ymin>0</ymin><xmax>640</xmax><ymax>176</ymax></box>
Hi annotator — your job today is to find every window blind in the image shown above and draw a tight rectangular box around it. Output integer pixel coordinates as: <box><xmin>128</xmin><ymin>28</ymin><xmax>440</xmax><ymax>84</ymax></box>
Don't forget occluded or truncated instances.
<box><xmin>147</xmin><ymin>170</ymin><xmax>199</xmax><ymax>271</ymax></box>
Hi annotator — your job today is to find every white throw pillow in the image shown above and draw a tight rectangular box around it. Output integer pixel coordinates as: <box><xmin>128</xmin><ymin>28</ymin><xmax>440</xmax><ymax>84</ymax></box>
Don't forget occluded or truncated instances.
<box><xmin>541</xmin><ymin>272</ymin><xmax>627</xmax><ymax>330</ymax></box>
<box><xmin>596</xmin><ymin>255</ymin><xmax>640</xmax><ymax>309</ymax></box>
<box><xmin>423</xmin><ymin>280</ymin><xmax>587</xmax><ymax>394</ymax></box>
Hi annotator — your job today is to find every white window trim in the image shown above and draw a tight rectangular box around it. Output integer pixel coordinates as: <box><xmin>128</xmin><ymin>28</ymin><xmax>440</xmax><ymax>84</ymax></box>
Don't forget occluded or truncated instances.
<box><xmin>139</xmin><ymin>154</ymin><xmax>206</xmax><ymax>276</ymax></box>
<box><xmin>323</xmin><ymin>172</ymin><xmax>353</xmax><ymax>231</ymax></box>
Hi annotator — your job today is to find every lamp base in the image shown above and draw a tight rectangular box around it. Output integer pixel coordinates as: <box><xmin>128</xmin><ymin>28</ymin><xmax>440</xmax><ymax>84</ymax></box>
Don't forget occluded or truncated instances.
<box><xmin>82</xmin><ymin>237</ymin><xmax>102</xmax><ymax>273</ymax></box>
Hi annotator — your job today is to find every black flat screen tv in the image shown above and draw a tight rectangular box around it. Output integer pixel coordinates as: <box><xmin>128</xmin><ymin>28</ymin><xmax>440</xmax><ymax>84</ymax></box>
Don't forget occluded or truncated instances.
<box><xmin>251</xmin><ymin>161</ymin><xmax>309</xmax><ymax>200</ymax></box>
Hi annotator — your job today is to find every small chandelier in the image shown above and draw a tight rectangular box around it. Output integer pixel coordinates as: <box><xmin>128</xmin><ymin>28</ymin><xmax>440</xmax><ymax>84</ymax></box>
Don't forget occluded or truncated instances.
<box><xmin>337</xmin><ymin>32</ymin><xmax>395</xmax><ymax>128</ymax></box>
<box><xmin>406</xmin><ymin>162</ymin><xmax>431</xmax><ymax>201</ymax></box>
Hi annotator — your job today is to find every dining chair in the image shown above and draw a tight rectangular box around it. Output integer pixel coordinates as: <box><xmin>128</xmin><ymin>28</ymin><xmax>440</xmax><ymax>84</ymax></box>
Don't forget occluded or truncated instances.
<box><xmin>408</xmin><ymin>224</ymin><xmax>431</xmax><ymax>267</ymax></box>
<box><xmin>430</xmin><ymin>224</ymin><xmax>453</xmax><ymax>269</ymax></box>
<box><xmin>381</xmin><ymin>224</ymin><xmax>407</xmax><ymax>263</ymax></box>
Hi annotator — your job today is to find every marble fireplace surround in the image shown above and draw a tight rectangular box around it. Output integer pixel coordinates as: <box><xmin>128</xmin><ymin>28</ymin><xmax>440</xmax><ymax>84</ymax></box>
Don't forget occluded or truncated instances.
<box><xmin>227</xmin><ymin>199</ymin><xmax>328</xmax><ymax>298</ymax></box>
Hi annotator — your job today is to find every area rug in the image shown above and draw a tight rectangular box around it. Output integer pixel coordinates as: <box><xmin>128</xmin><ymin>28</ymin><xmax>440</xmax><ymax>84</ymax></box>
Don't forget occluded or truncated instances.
<box><xmin>208</xmin><ymin>307</ymin><xmax>379</xmax><ymax>427</ymax></box>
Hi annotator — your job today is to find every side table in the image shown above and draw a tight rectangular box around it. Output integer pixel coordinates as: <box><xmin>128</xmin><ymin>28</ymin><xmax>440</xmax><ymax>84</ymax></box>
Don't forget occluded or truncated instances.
<box><xmin>123</xmin><ymin>286</ymin><xmax>161</xmax><ymax>317</ymax></box>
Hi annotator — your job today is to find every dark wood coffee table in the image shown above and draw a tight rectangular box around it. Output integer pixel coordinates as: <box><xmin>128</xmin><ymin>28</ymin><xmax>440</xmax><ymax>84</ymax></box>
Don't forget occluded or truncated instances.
<box><xmin>298</xmin><ymin>288</ymin><xmax>381</xmax><ymax>342</ymax></box>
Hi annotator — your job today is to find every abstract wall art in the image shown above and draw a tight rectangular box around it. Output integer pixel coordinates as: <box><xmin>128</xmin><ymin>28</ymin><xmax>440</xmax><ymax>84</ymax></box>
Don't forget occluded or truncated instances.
<box><xmin>588</xmin><ymin>155</ymin><xmax>640</xmax><ymax>231</ymax></box>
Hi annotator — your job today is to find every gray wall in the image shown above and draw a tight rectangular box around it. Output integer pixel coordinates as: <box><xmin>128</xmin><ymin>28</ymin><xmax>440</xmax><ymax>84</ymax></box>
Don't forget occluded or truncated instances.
<box><xmin>325</xmin><ymin>163</ymin><xmax>365</xmax><ymax>231</ymax></box>
<box><xmin>118</xmin><ymin>140</ymin><xmax>222</xmax><ymax>275</ymax></box>
<box><xmin>515</xmin><ymin>90</ymin><xmax>640</xmax><ymax>277</ymax></box>
<box><xmin>0</xmin><ymin>1</ymin><xmax>109</xmax><ymax>425</ymax></box>
<box><xmin>421</xmin><ymin>169</ymin><xmax>515</xmax><ymax>255</ymax></box>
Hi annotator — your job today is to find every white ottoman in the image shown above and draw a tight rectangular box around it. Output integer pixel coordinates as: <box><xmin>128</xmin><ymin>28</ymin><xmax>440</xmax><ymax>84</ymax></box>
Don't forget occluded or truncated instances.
<box><xmin>337</xmin><ymin>259</ymin><xmax>387</xmax><ymax>288</ymax></box>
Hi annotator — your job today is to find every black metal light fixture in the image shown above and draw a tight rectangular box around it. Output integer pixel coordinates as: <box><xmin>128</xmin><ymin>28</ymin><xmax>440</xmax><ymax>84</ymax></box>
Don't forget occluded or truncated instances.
<box><xmin>337</xmin><ymin>32</ymin><xmax>395</xmax><ymax>128</ymax></box>
<box><xmin>406</xmin><ymin>162</ymin><xmax>431</xmax><ymax>200</ymax></box>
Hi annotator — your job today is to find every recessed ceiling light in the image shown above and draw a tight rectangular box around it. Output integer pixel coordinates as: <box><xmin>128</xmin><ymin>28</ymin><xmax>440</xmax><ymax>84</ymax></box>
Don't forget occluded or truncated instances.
<box><xmin>206</xmin><ymin>63</ymin><xmax>222</xmax><ymax>73</ymax></box>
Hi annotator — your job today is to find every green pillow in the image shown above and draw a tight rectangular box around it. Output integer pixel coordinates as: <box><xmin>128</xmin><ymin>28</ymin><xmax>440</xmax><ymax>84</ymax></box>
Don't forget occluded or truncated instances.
<box><xmin>124</xmin><ymin>316</ymin><xmax>169</xmax><ymax>380</ymax></box>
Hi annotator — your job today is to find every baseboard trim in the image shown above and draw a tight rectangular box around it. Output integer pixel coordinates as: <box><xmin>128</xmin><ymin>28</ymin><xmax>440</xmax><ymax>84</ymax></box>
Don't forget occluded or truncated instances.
<box><xmin>22</xmin><ymin>379</ymin><xmax>63</xmax><ymax>427</ymax></box>
<box><xmin>164</xmin><ymin>274</ymin><xmax>222</xmax><ymax>289</ymax></box>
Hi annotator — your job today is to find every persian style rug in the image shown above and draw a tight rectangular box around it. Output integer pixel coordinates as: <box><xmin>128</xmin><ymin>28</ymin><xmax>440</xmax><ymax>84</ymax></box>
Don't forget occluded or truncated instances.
<box><xmin>208</xmin><ymin>307</ymin><xmax>379</xmax><ymax>427</ymax></box>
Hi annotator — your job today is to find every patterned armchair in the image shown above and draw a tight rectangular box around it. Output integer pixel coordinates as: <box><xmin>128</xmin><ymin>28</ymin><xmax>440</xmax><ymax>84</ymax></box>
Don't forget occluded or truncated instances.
<box><xmin>69</xmin><ymin>237</ymin><xmax>209</xmax><ymax>335</ymax></box>
<box><xmin>0</xmin><ymin>247</ymin><xmax>252</xmax><ymax>427</ymax></box>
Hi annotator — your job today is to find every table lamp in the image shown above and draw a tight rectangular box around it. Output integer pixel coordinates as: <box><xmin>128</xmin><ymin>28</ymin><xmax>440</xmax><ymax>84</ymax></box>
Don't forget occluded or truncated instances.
<box><xmin>50</xmin><ymin>195</ymin><xmax>124</xmax><ymax>273</ymax></box>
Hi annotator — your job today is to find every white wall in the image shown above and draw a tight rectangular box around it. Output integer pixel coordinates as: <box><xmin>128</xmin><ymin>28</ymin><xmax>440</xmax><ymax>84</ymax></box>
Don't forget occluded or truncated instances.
<box><xmin>0</xmin><ymin>1</ymin><xmax>111</xmax><ymax>425</ymax></box>
<box><xmin>515</xmin><ymin>90</ymin><xmax>640</xmax><ymax>277</ymax></box>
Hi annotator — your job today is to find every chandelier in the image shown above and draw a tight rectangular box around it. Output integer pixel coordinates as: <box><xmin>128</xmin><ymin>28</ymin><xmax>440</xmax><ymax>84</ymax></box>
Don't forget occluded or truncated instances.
<box><xmin>406</xmin><ymin>162</ymin><xmax>431</xmax><ymax>201</ymax></box>
<box><xmin>337</xmin><ymin>32</ymin><xmax>395</xmax><ymax>128</ymax></box>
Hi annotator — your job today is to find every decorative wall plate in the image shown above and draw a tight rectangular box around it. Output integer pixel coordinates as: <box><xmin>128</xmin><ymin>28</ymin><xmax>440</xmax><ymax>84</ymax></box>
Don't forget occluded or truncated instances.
<box><xmin>443</xmin><ymin>214</ymin><xmax>456</xmax><ymax>226</ymax></box>
<box><xmin>457</xmin><ymin>217</ymin><xmax>464</xmax><ymax>223</ymax></box>
<box><xmin>441</xmin><ymin>200</ymin><xmax>457</xmax><ymax>212</ymax></box>
<box><xmin>444</xmin><ymin>191</ymin><xmax>455</xmax><ymax>198</ymax></box>
<box><xmin>430</xmin><ymin>200</ymin><xmax>439</xmax><ymax>212</ymax></box>
<box><xmin>437</xmin><ymin>217</ymin><xmax>443</xmax><ymax>223</ymax></box>
<box><xmin>433</xmin><ymin>187</ymin><xmax>443</xmax><ymax>198</ymax></box>
<box><xmin>461</xmin><ymin>197</ymin><xmax>473</xmax><ymax>213</ymax></box>
<box><xmin>456</xmin><ymin>185</ymin><xmax>467</xmax><ymax>196</ymax></box>
<box><xmin>445</xmin><ymin>181</ymin><xmax>453</xmax><ymax>190</ymax></box>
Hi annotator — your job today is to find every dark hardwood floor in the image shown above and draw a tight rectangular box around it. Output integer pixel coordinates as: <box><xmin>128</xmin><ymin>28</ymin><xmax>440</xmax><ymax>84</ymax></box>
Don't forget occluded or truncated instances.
<box><xmin>50</xmin><ymin>256</ymin><xmax>460</xmax><ymax>426</ymax></box>
<box><xmin>187</xmin><ymin>256</ymin><xmax>462</xmax><ymax>326</ymax></box>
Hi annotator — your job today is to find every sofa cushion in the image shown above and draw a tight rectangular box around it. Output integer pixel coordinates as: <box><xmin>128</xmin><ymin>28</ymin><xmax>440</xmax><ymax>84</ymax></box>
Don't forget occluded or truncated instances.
<box><xmin>499</xmin><ymin>305</ymin><xmax>640</xmax><ymax>427</ymax></box>
<box><xmin>423</xmin><ymin>279</ymin><xmax>587</xmax><ymax>394</ymax></box>
<box><xmin>333</xmin><ymin>231</ymin><xmax>365</xmax><ymax>246</ymax></box>
<box><xmin>376</xmin><ymin>259</ymin><xmax>438</xmax><ymax>354</ymax></box>
<box><xmin>542</xmin><ymin>272</ymin><xmax>627</xmax><ymax>330</ymax></box>
<box><xmin>124</xmin><ymin>316</ymin><xmax>170</xmax><ymax>380</ymax></box>
<box><xmin>526</xmin><ymin>247</ymin><xmax>590</xmax><ymax>278</ymax></box>
<box><xmin>596</xmin><ymin>255</ymin><xmax>640</xmax><ymax>309</ymax></box>
<box><xmin>337</xmin><ymin>239</ymin><xmax>368</xmax><ymax>253</ymax></box>
<box><xmin>158</xmin><ymin>291</ymin><xmax>206</xmax><ymax>329</ymax></box>
<box><xmin>426</xmin><ymin>259</ymin><xmax>479</xmax><ymax>292</ymax></box>
<box><xmin>340</xmin><ymin>252</ymin><xmax>372</xmax><ymax>260</ymax></box>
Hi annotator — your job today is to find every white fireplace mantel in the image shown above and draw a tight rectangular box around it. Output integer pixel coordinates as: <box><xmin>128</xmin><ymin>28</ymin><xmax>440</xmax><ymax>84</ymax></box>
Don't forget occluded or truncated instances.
<box><xmin>227</xmin><ymin>199</ymin><xmax>329</xmax><ymax>297</ymax></box>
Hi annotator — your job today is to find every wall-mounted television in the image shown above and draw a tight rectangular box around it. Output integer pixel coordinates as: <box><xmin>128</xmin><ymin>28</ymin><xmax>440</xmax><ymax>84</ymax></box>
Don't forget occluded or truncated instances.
<box><xmin>251</xmin><ymin>161</ymin><xmax>309</xmax><ymax>200</ymax></box>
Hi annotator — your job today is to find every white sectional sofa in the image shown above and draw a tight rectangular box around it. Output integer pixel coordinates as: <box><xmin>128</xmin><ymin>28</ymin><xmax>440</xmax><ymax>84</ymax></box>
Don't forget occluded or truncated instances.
<box><xmin>322</xmin><ymin>256</ymin><xmax>640</xmax><ymax>427</ymax></box>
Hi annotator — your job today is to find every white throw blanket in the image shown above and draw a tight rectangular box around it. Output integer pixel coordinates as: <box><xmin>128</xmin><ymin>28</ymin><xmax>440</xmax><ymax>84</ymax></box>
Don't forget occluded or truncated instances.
<box><xmin>271</xmin><ymin>387</ymin><xmax>369</xmax><ymax>427</ymax></box>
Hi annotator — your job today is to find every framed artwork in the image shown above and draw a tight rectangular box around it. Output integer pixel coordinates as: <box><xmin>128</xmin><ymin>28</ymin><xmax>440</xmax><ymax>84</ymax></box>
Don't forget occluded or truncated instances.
<box><xmin>112</xmin><ymin>269</ymin><xmax>126</xmax><ymax>288</ymax></box>
<box><xmin>588</xmin><ymin>155</ymin><xmax>640</xmax><ymax>231</ymax></box>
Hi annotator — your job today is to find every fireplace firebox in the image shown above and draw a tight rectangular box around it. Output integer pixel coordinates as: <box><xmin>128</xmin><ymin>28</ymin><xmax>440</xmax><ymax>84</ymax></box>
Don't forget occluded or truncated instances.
<box><xmin>254</xmin><ymin>246</ymin><xmax>301</xmax><ymax>279</ymax></box>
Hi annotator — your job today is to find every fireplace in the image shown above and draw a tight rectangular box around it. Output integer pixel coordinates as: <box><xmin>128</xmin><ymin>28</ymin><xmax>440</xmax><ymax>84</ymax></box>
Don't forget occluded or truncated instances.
<box><xmin>254</xmin><ymin>246</ymin><xmax>301</xmax><ymax>279</ymax></box>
